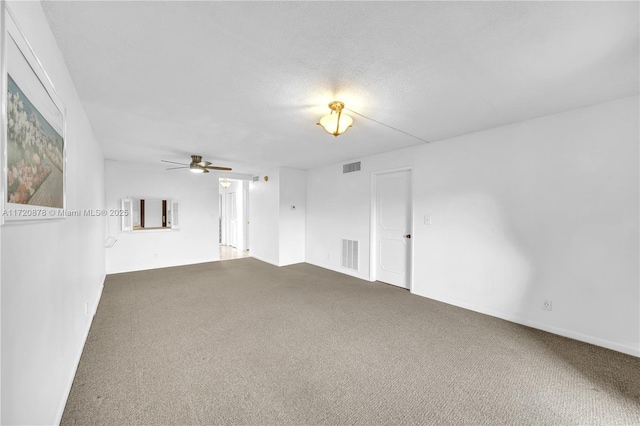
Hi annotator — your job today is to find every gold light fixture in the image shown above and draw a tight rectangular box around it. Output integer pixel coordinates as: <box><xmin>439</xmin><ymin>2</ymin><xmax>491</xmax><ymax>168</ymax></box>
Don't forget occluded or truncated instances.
<box><xmin>317</xmin><ymin>101</ymin><xmax>353</xmax><ymax>136</ymax></box>
<box><xmin>220</xmin><ymin>178</ymin><xmax>231</xmax><ymax>188</ymax></box>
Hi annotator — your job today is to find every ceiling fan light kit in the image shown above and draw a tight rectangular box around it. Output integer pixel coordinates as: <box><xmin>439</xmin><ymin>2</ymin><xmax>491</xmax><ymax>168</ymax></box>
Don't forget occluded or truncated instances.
<box><xmin>189</xmin><ymin>155</ymin><xmax>208</xmax><ymax>173</ymax></box>
<box><xmin>318</xmin><ymin>101</ymin><xmax>353</xmax><ymax>137</ymax></box>
<box><xmin>161</xmin><ymin>155</ymin><xmax>232</xmax><ymax>174</ymax></box>
<box><xmin>220</xmin><ymin>178</ymin><xmax>231</xmax><ymax>188</ymax></box>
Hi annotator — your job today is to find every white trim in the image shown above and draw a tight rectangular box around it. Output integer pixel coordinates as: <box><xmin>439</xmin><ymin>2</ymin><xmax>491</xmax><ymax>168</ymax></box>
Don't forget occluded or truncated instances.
<box><xmin>249</xmin><ymin>253</ymin><xmax>280</xmax><ymax>267</ymax></box>
<box><xmin>54</xmin><ymin>276</ymin><xmax>106</xmax><ymax>425</ymax></box>
<box><xmin>306</xmin><ymin>259</ymin><xmax>371</xmax><ymax>282</ymax></box>
<box><xmin>249</xmin><ymin>255</ymin><xmax>305</xmax><ymax>268</ymax></box>
<box><xmin>369</xmin><ymin>175</ymin><xmax>376</xmax><ymax>281</ymax></box>
<box><xmin>126</xmin><ymin>228</ymin><xmax>173</xmax><ymax>234</ymax></box>
<box><xmin>107</xmin><ymin>257</ymin><xmax>218</xmax><ymax>274</ymax></box>
<box><xmin>306</xmin><ymin>259</ymin><xmax>640</xmax><ymax>357</ymax></box>
<box><xmin>251</xmin><ymin>255</ymin><xmax>307</xmax><ymax>268</ymax></box>
<box><xmin>304</xmin><ymin>260</ymin><xmax>639</xmax><ymax>357</ymax></box>
<box><xmin>417</xmin><ymin>291</ymin><xmax>640</xmax><ymax>358</ymax></box>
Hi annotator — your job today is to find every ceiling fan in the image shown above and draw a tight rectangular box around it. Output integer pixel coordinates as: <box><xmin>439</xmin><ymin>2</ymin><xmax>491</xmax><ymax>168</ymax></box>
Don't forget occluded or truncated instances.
<box><xmin>161</xmin><ymin>155</ymin><xmax>232</xmax><ymax>174</ymax></box>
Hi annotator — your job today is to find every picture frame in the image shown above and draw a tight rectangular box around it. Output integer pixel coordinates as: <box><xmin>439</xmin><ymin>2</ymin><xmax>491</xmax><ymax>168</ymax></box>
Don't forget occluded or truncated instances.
<box><xmin>1</xmin><ymin>3</ymin><xmax>66</xmax><ymax>224</ymax></box>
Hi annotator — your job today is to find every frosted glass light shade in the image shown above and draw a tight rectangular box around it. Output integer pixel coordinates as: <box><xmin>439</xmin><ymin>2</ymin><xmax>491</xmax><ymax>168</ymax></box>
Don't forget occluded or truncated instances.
<box><xmin>317</xmin><ymin>101</ymin><xmax>353</xmax><ymax>136</ymax></box>
<box><xmin>220</xmin><ymin>178</ymin><xmax>231</xmax><ymax>188</ymax></box>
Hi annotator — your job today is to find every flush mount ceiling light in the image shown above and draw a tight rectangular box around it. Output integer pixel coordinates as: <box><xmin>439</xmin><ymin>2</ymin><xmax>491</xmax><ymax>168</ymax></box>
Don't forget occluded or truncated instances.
<box><xmin>317</xmin><ymin>101</ymin><xmax>353</xmax><ymax>137</ymax></box>
<box><xmin>220</xmin><ymin>178</ymin><xmax>231</xmax><ymax>188</ymax></box>
<box><xmin>315</xmin><ymin>101</ymin><xmax>432</xmax><ymax>143</ymax></box>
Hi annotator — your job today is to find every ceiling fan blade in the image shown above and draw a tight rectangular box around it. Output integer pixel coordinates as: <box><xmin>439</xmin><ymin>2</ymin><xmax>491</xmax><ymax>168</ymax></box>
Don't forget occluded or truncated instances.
<box><xmin>202</xmin><ymin>168</ymin><xmax>210</xmax><ymax>173</ymax></box>
<box><xmin>166</xmin><ymin>166</ymin><xmax>189</xmax><ymax>170</ymax></box>
<box><xmin>161</xmin><ymin>160</ymin><xmax>188</xmax><ymax>166</ymax></box>
<box><xmin>206</xmin><ymin>166</ymin><xmax>233</xmax><ymax>171</ymax></box>
<box><xmin>198</xmin><ymin>161</ymin><xmax>212</xmax><ymax>167</ymax></box>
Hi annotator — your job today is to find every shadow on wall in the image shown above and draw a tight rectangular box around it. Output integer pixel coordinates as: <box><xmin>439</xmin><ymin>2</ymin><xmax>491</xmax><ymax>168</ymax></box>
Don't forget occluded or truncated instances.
<box><xmin>423</xmin><ymin>190</ymin><xmax>640</xmax><ymax>414</ymax></box>
<box><xmin>423</xmin><ymin>191</ymin><xmax>533</xmax><ymax>315</ymax></box>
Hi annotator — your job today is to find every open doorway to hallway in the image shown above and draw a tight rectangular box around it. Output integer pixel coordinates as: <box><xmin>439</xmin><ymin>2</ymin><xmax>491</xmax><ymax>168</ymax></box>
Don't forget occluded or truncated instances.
<box><xmin>219</xmin><ymin>178</ymin><xmax>250</xmax><ymax>261</ymax></box>
<box><xmin>219</xmin><ymin>245</ymin><xmax>251</xmax><ymax>260</ymax></box>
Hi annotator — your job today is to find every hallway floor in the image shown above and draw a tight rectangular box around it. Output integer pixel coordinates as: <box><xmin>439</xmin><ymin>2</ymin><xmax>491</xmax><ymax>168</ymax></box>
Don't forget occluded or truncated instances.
<box><xmin>219</xmin><ymin>245</ymin><xmax>250</xmax><ymax>260</ymax></box>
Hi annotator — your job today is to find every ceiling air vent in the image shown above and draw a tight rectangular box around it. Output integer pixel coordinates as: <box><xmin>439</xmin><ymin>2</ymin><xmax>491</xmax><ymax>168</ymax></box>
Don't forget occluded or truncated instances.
<box><xmin>343</xmin><ymin>161</ymin><xmax>361</xmax><ymax>174</ymax></box>
<box><xmin>252</xmin><ymin>176</ymin><xmax>259</xmax><ymax>182</ymax></box>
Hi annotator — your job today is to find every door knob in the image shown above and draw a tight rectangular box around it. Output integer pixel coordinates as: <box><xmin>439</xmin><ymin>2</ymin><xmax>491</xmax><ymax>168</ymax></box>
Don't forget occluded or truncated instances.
<box><xmin>405</xmin><ymin>234</ymin><xmax>411</xmax><ymax>239</ymax></box>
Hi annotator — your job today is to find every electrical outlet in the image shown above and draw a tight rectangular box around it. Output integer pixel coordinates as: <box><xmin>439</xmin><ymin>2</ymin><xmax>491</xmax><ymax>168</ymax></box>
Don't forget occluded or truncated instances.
<box><xmin>153</xmin><ymin>253</ymin><xmax>159</xmax><ymax>259</ymax></box>
<box><xmin>543</xmin><ymin>299</ymin><xmax>552</xmax><ymax>311</ymax></box>
<box><xmin>84</xmin><ymin>302</ymin><xmax>89</xmax><ymax>316</ymax></box>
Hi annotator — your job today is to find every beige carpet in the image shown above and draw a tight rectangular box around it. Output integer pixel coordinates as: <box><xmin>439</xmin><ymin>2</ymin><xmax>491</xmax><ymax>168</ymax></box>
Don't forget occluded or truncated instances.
<box><xmin>62</xmin><ymin>258</ymin><xmax>640</xmax><ymax>425</ymax></box>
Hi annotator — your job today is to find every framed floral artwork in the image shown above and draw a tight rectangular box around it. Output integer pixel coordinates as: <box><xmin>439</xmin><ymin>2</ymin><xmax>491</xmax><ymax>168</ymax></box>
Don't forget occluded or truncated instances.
<box><xmin>1</xmin><ymin>4</ymin><xmax>66</xmax><ymax>223</ymax></box>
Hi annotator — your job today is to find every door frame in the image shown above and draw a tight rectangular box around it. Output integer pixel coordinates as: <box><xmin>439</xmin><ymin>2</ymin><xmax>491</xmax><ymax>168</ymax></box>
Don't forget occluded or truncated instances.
<box><xmin>219</xmin><ymin>179</ymin><xmax>250</xmax><ymax>251</ymax></box>
<box><xmin>369</xmin><ymin>167</ymin><xmax>414</xmax><ymax>291</ymax></box>
<box><xmin>244</xmin><ymin>187</ymin><xmax>250</xmax><ymax>251</ymax></box>
<box><xmin>228</xmin><ymin>191</ymin><xmax>237</xmax><ymax>248</ymax></box>
<box><xmin>219</xmin><ymin>193</ymin><xmax>224</xmax><ymax>244</ymax></box>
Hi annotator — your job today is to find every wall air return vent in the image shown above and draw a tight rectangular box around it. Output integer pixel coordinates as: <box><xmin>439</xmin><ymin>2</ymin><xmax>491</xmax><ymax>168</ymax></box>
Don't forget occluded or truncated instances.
<box><xmin>252</xmin><ymin>176</ymin><xmax>259</xmax><ymax>182</ymax></box>
<box><xmin>343</xmin><ymin>161</ymin><xmax>361</xmax><ymax>174</ymax></box>
<box><xmin>342</xmin><ymin>239</ymin><xmax>359</xmax><ymax>271</ymax></box>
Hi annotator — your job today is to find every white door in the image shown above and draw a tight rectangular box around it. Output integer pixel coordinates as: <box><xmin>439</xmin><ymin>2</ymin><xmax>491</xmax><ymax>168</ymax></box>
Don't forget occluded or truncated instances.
<box><xmin>244</xmin><ymin>188</ymin><xmax>250</xmax><ymax>251</ymax></box>
<box><xmin>375</xmin><ymin>170</ymin><xmax>411</xmax><ymax>288</ymax></box>
<box><xmin>228</xmin><ymin>192</ymin><xmax>237</xmax><ymax>247</ymax></box>
<box><xmin>219</xmin><ymin>194</ymin><xmax>224</xmax><ymax>244</ymax></box>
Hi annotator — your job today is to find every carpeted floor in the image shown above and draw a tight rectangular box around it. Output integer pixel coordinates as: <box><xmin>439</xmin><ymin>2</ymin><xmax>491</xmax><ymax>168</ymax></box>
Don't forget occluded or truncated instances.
<box><xmin>62</xmin><ymin>258</ymin><xmax>640</xmax><ymax>425</ymax></box>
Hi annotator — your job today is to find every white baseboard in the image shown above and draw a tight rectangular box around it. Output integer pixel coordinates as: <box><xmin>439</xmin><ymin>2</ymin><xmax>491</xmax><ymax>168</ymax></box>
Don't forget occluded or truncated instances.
<box><xmin>54</xmin><ymin>275</ymin><xmax>106</xmax><ymax>425</ymax></box>
<box><xmin>305</xmin><ymin>259</ymin><xmax>370</xmax><ymax>281</ymax></box>
<box><xmin>416</xmin><ymin>291</ymin><xmax>640</xmax><ymax>358</ymax></box>
<box><xmin>302</xmin><ymin>263</ymin><xmax>639</xmax><ymax>357</ymax></box>
<box><xmin>106</xmin><ymin>256</ymin><xmax>219</xmax><ymax>274</ymax></box>
<box><xmin>250</xmin><ymin>254</ymin><xmax>280</xmax><ymax>267</ymax></box>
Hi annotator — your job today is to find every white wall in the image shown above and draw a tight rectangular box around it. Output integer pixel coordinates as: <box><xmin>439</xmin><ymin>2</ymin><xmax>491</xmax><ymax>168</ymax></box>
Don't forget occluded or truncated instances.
<box><xmin>306</xmin><ymin>96</ymin><xmax>639</xmax><ymax>356</ymax></box>
<box><xmin>250</xmin><ymin>167</ymin><xmax>306</xmax><ymax>266</ymax></box>
<box><xmin>249</xmin><ymin>168</ymin><xmax>280</xmax><ymax>265</ymax></box>
<box><xmin>233</xmin><ymin>180</ymin><xmax>248</xmax><ymax>251</ymax></box>
<box><xmin>1</xmin><ymin>2</ymin><xmax>106</xmax><ymax>425</ymax></box>
<box><xmin>105</xmin><ymin>160</ymin><xmax>219</xmax><ymax>273</ymax></box>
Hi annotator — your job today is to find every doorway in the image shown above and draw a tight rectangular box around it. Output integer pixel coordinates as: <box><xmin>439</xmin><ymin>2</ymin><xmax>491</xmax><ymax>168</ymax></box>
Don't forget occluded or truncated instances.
<box><xmin>371</xmin><ymin>169</ymin><xmax>412</xmax><ymax>289</ymax></box>
<box><xmin>219</xmin><ymin>178</ymin><xmax>250</xmax><ymax>261</ymax></box>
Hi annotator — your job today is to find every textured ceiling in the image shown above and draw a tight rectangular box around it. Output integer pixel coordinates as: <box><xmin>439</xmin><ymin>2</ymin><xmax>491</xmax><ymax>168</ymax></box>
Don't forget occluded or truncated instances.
<box><xmin>41</xmin><ymin>1</ymin><xmax>639</xmax><ymax>175</ymax></box>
